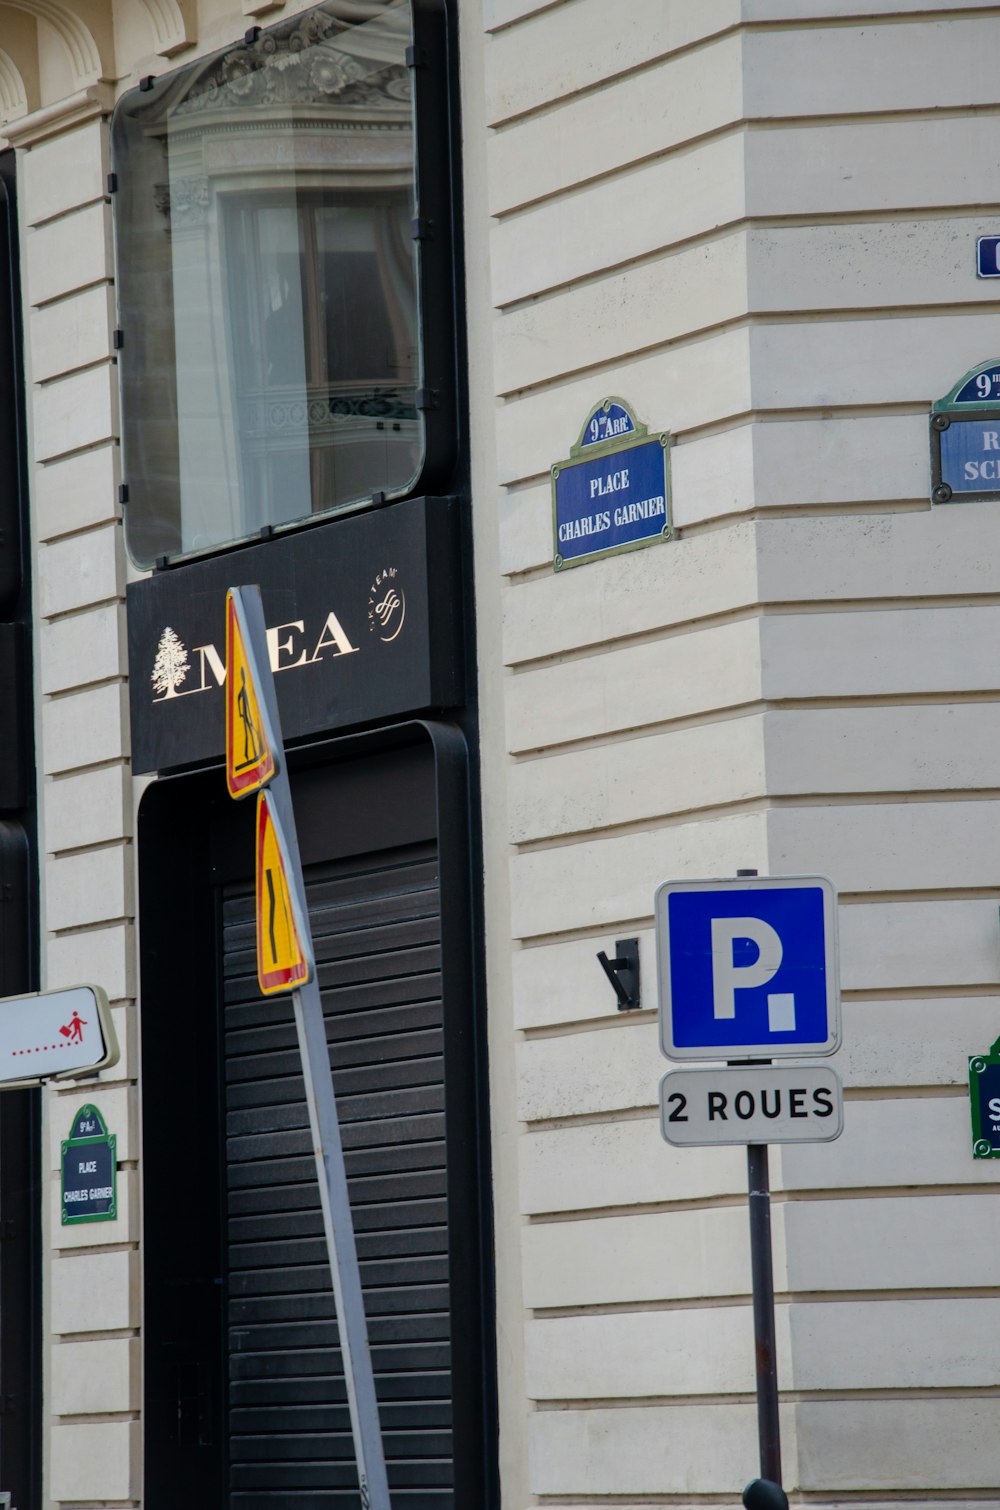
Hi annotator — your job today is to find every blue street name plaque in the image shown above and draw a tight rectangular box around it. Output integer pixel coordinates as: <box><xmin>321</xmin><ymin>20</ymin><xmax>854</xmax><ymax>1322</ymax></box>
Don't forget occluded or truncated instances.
<box><xmin>937</xmin><ymin>417</ymin><xmax>1000</xmax><ymax>495</ymax></box>
<box><xmin>930</xmin><ymin>362</ymin><xmax>1000</xmax><ymax>504</ymax></box>
<box><xmin>552</xmin><ymin>398</ymin><xmax>671</xmax><ymax>570</ymax></box>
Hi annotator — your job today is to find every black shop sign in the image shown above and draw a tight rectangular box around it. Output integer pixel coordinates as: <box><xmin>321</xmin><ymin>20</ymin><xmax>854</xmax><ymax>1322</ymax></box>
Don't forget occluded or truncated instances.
<box><xmin>127</xmin><ymin>497</ymin><xmax>463</xmax><ymax>775</ymax></box>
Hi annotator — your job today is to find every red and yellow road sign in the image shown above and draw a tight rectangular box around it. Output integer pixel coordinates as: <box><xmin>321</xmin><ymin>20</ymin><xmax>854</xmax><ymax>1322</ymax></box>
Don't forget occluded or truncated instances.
<box><xmin>226</xmin><ymin>589</ymin><xmax>276</xmax><ymax>799</ymax></box>
<box><xmin>255</xmin><ymin>791</ymin><xmax>312</xmax><ymax>995</ymax></box>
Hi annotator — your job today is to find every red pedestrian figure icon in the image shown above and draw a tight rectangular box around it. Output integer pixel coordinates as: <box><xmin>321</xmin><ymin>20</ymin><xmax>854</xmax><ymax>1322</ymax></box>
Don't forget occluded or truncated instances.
<box><xmin>59</xmin><ymin>1012</ymin><xmax>86</xmax><ymax>1044</ymax></box>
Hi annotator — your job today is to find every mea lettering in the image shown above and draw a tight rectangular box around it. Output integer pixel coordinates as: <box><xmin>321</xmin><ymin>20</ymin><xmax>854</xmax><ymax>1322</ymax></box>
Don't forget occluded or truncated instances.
<box><xmin>707</xmin><ymin>1087</ymin><xmax>834</xmax><ymax>1120</ymax></box>
<box><xmin>169</xmin><ymin>612</ymin><xmax>359</xmax><ymax>700</ymax></box>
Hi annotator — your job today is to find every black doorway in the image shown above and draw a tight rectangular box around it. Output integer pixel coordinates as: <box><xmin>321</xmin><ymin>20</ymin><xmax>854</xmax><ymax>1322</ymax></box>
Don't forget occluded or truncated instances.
<box><xmin>139</xmin><ymin>727</ymin><xmax>493</xmax><ymax>1508</ymax></box>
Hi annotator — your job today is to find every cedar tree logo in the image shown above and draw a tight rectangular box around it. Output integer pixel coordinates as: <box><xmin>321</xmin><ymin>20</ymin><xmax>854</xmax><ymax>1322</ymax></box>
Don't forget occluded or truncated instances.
<box><xmin>151</xmin><ymin>626</ymin><xmax>191</xmax><ymax>699</ymax></box>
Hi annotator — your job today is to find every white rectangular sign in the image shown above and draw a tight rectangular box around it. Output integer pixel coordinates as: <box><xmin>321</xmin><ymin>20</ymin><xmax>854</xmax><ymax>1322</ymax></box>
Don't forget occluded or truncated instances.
<box><xmin>0</xmin><ymin>985</ymin><xmax>118</xmax><ymax>1088</ymax></box>
<box><xmin>659</xmin><ymin>1064</ymin><xmax>843</xmax><ymax>1147</ymax></box>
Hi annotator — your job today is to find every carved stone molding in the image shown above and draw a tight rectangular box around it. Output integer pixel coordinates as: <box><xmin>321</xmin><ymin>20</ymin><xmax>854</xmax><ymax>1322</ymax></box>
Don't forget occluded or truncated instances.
<box><xmin>175</xmin><ymin>28</ymin><xmax>411</xmax><ymax>120</ymax></box>
<box><xmin>2</xmin><ymin>81</ymin><xmax>113</xmax><ymax>148</ymax></box>
<box><xmin>139</xmin><ymin>0</ymin><xmax>196</xmax><ymax>58</ymax></box>
<box><xmin>0</xmin><ymin>0</ymin><xmax>105</xmax><ymax>88</ymax></box>
<box><xmin>0</xmin><ymin>48</ymin><xmax>28</xmax><ymax>126</ymax></box>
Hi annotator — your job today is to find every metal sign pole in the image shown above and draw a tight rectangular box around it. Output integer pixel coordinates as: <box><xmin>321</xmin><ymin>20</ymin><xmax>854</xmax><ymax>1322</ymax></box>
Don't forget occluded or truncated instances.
<box><xmin>230</xmin><ymin>586</ymin><xmax>391</xmax><ymax>1510</ymax></box>
<box><xmin>269</xmin><ymin>768</ymin><xmax>391</xmax><ymax>1510</ymax></box>
<box><xmin>657</xmin><ymin>865</ymin><xmax>840</xmax><ymax>1508</ymax></box>
<box><xmin>733</xmin><ymin>862</ymin><xmax>782</xmax><ymax>1489</ymax></box>
<box><xmin>290</xmin><ymin>971</ymin><xmax>391</xmax><ymax>1510</ymax></box>
<box><xmin>746</xmin><ymin>1141</ymin><xmax>781</xmax><ymax>1486</ymax></box>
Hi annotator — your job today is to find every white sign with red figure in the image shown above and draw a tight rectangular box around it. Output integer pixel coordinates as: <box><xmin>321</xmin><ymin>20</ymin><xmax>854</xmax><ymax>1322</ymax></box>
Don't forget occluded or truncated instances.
<box><xmin>0</xmin><ymin>984</ymin><xmax>119</xmax><ymax>1088</ymax></box>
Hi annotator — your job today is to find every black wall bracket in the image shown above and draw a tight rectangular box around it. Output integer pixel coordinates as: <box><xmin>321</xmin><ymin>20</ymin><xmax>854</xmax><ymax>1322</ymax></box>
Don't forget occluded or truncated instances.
<box><xmin>596</xmin><ymin>938</ymin><xmax>640</xmax><ymax>1011</ymax></box>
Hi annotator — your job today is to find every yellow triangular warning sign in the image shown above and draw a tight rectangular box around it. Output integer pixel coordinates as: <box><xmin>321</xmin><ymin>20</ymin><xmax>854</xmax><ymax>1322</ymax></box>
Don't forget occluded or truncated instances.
<box><xmin>226</xmin><ymin>589</ymin><xmax>276</xmax><ymax>799</ymax></box>
<box><xmin>255</xmin><ymin>790</ymin><xmax>312</xmax><ymax>996</ymax></box>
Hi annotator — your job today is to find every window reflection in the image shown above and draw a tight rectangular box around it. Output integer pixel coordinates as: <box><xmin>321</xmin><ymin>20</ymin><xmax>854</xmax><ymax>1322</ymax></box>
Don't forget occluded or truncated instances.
<box><xmin>113</xmin><ymin>0</ymin><xmax>421</xmax><ymax>567</ymax></box>
<box><xmin>226</xmin><ymin>195</ymin><xmax>418</xmax><ymax>532</ymax></box>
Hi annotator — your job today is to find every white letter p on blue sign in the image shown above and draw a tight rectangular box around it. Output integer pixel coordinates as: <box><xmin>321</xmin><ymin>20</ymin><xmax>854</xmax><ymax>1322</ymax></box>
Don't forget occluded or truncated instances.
<box><xmin>710</xmin><ymin>916</ymin><xmax>784</xmax><ymax>1020</ymax></box>
<box><xmin>710</xmin><ymin>917</ymin><xmax>796</xmax><ymax>1032</ymax></box>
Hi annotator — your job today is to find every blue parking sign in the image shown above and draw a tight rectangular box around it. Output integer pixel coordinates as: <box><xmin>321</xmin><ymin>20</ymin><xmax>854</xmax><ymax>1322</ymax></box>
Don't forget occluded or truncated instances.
<box><xmin>655</xmin><ymin>875</ymin><xmax>840</xmax><ymax>1061</ymax></box>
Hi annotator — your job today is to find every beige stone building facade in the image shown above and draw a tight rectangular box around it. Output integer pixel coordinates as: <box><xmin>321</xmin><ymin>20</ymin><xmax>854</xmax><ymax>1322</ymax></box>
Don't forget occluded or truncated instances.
<box><xmin>0</xmin><ymin>0</ymin><xmax>999</xmax><ymax>1506</ymax></box>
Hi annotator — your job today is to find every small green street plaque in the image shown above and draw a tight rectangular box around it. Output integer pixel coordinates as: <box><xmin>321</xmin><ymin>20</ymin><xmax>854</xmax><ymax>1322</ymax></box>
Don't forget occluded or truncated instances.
<box><xmin>969</xmin><ymin>1037</ymin><xmax>1000</xmax><ymax>1158</ymax></box>
<box><xmin>61</xmin><ymin>1103</ymin><xmax>117</xmax><ymax>1224</ymax></box>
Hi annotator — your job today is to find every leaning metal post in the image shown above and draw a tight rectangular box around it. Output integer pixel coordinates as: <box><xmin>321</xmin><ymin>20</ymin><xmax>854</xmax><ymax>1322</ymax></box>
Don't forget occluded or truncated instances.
<box><xmin>234</xmin><ymin>586</ymin><xmax>391</xmax><ymax>1510</ymax></box>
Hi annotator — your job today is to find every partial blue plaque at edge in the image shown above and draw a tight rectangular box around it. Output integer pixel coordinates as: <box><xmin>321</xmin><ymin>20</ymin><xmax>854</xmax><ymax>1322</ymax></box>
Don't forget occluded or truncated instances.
<box><xmin>977</xmin><ymin>238</ymin><xmax>1000</xmax><ymax>279</ymax></box>
<box><xmin>938</xmin><ymin>417</ymin><xmax>1000</xmax><ymax>496</ymax></box>
<box><xmin>931</xmin><ymin>362</ymin><xmax>1000</xmax><ymax>504</ymax></box>
<box><xmin>552</xmin><ymin>398</ymin><xmax>671</xmax><ymax>570</ymax></box>
<box><xmin>969</xmin><ymin>1047</ymin><xmax>1000</xmax><ymax>1158</ymax></box>
<box><xmin>935</xmin><ymin>359</ymin><xmax>1000</xmax><ymax>410</ymax></box>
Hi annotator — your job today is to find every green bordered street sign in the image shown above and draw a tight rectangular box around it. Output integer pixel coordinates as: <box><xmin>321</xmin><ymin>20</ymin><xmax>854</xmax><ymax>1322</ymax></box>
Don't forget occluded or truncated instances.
<box><xmin>969</xmin><ymin>1036</ymin><xmax>1000</xmax><ymax>1158</ymax></box>
<box><xmin>551</xmin><ymin>397</ymin><xmax>671</xmax><ymax>570</ymax></box>
<box><xmin>61</xmin><ymin>1103</ymin><xmax>117</xmax><ymax>1223</ymax></box>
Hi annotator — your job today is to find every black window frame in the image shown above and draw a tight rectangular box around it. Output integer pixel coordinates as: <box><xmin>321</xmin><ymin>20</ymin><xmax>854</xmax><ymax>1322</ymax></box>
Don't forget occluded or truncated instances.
<box><xmin>0</xmin><ymin>147</ymin><xmax>41</xmax><ymax>1510</ymax></box>
<box><xmin>110</xmin><ymin>0</ymin><xmax>458</xmax><ymax>570</ymax></box>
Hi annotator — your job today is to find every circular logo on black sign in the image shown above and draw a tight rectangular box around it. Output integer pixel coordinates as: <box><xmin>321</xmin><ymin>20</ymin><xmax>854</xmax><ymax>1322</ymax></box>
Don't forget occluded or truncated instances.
<box><xmin>367</xmin><ymin>567</ymin><xmax>405</xmax><ymax>643</ymax></box>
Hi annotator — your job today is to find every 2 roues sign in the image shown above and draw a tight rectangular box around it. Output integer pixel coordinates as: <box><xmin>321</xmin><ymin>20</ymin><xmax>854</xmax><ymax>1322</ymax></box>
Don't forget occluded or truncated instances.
<box><xmin>660</xmin><ymin>1063</ymin><xmax>843</xmax><ymax>1147</ymax></box>
<box><xmin>654</xmin><ymin>875</ymin><xmax>844</xmax><ymax>1148</ymax></box>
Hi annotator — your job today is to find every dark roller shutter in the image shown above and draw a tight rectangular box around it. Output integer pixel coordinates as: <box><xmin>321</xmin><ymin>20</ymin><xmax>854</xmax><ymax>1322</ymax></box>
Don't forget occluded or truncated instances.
<box><xmin>221</xmin><ymin>839</ymin><xmax>453</xmax><ymax>1508</ymax></box>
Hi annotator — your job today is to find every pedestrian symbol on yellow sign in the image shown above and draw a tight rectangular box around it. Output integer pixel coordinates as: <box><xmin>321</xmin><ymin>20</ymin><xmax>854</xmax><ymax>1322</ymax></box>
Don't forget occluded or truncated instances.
<box><xmin>255</xmin><ymin>789</ymin><xmax>312</xmax><ymax>995</ymax></box>
<box><xmin>226</xmin><ymin>588</ymin><xmax>277</xmax><ymax>799</ymax></box>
